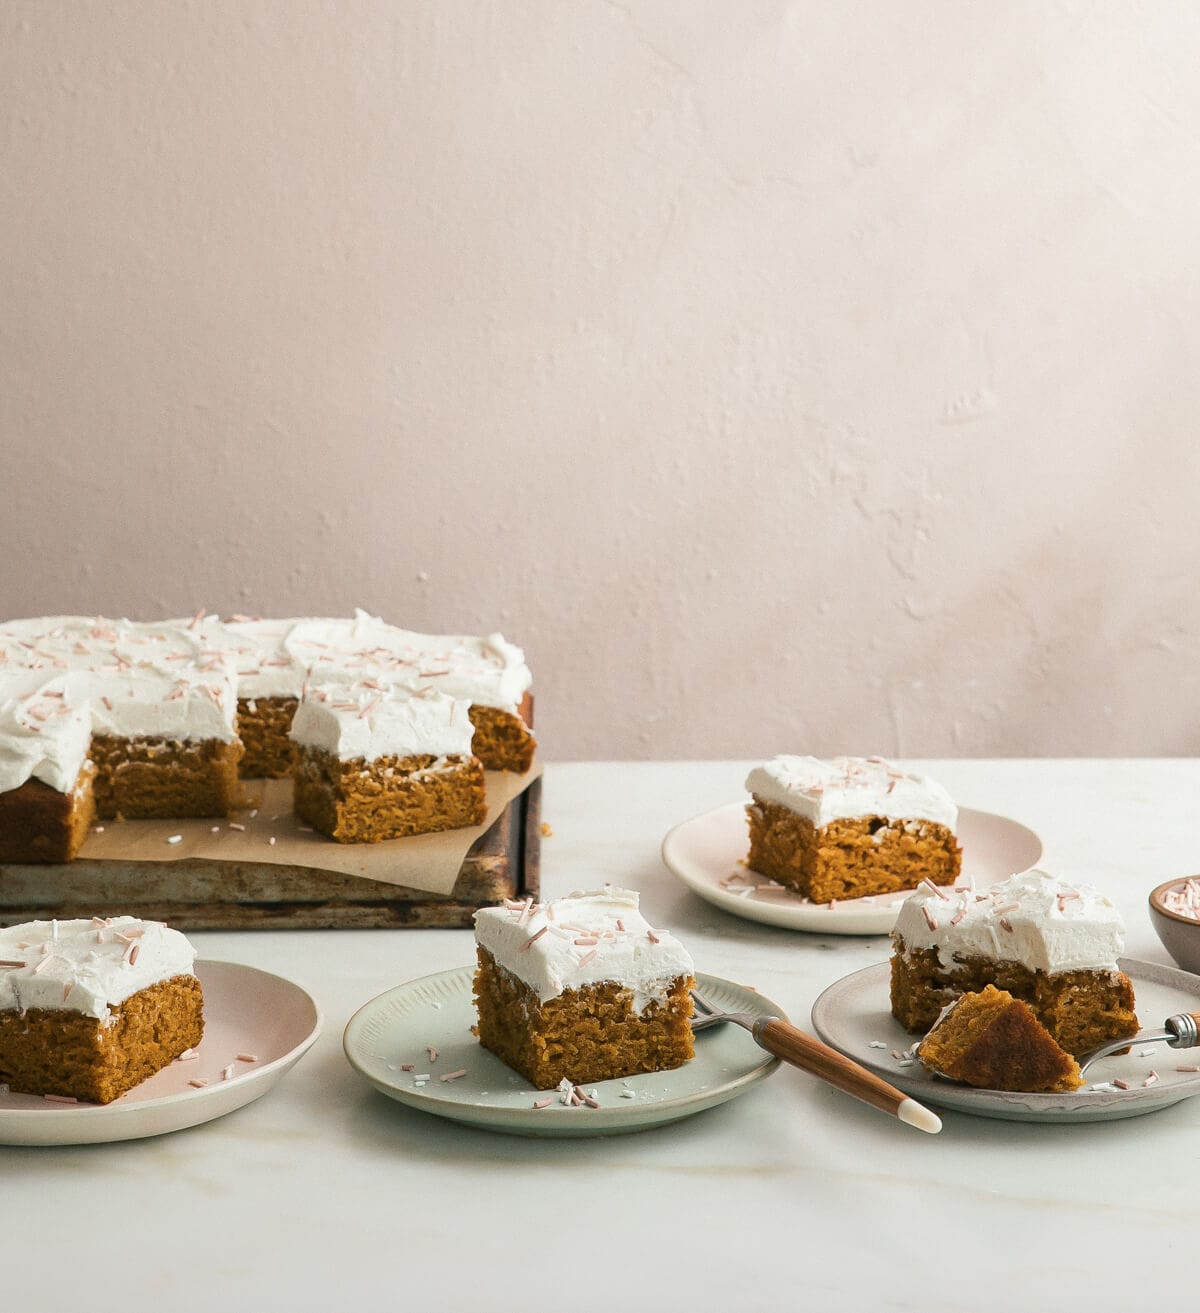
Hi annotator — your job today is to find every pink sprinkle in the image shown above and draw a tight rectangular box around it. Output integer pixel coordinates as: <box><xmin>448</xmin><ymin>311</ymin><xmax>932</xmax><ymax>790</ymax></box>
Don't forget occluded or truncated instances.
<box><xmin>43</xmin><ymin>1093</ymin><xmax>78</xmax><ymax>1104</ymax></box>
<box><xmin>1176</xmin><ymin>1065</ymin><xmax>1200</xmax><ymax>1073</ymax></box>
<box><xmin>950</xmin><ymin>908</ymin><xmax>966</xmax><ymax>926</ymax></box>
<box><xmin>1113</xmin><ymin>1078</ymin><xmax>1133</xmax><ymax>1090</ymax></box>
<box><xmin>999</xmin><ymin>917</ymin><xmax>1014</xmax><ymax>933</ymax></box>
<box><xmin>920</xmin><ymin>879</ymin><xmax>949</xmax><ymax>901</ymax></box>
<box><xmin>1160</xmin><ymin>878</ymin><xmax>1200</xmax><ymax>920</ymax></box>
<box><xmin>62</xmin><ymin>982</ymin><xmax>71</xmax><ymax>1002</ymax></box>
<box><xmin>520</xmin><ymin>927</ymin><xmax>548</xmax><ymax>951</ymax></box>
<box><xmin>188</xmin><ymin>607</ymin><xmax>206</xmax><ymax>630</ymax></box>
<box><xmin>0</xmin><ymin>959</ymin><xmax>26</xmax><ymax>969</ymax></box>
<box><xmin>237</xmin><ymin>1053</ymin><xmax>257</xmax><ymax>1063</ymax></box>
<box><xmin>578</xmin><ymin>950</ymin><xmax>598</xmax><ymax>968</ymax></box>
<box><xmin>575</xmin><ymin>1085</ymin><xmax>601</xmax><ymax>1108</ymax></box>
<box><xmin>426</xmin><ymin>1046</ymin><xmax>439</xmax><ymax>1062</ymax></box>
<box><xmin>647</xmin><ymin>930</ymin><xmax>661</xmax><ymax>944</ymax></box>
<box><xmin>993</xmin><ymin>903</ymin><xmax>1020</xmax><ymax>916</ymax></box>
<box><xmin>101</xmin><ymin>696</ymin><xmax>113</xmax><ymax>711</ymax></box>
<box><xmin>400</xmin><ymin>1064</ymin><xmax>415</xmax><ymax>1072</ymax></box>
<box><xmin>126</xmin><ymin>943</ymin><xmax>140</xmax><ymax>965</ymax></box>
<box><xmin>573</xmin><ymin>937</ymin><xmax>599</xmax><ymax>946</ymax></box>
<box><xmin>439</xmin><ymin>1069</ymin><xmax>467</xmax><ymax>1082</ymax></box>
<box><xmin>188</xmin><ymin>1078</ymin><xmax>209</xmax><ymax>1088</ymax></box>
<box><xmin>532</xmin><ymin>1097</ymin><xmax>554</xmax><ymax>1109</ymax></box>
<box><xmin>922</xmin><ymin>906</ymin><xmax>939</xmax><ymax>932</ymax></box>
<box><xmin>1143</xmin><ymin>1071</ymin><xmax>1160</xmax><ymax>1087</ymax></box>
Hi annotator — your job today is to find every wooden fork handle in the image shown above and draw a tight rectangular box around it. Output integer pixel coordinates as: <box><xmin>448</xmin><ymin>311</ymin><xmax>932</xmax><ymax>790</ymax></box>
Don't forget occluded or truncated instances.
<box><xmin>754</xmin><ymin>1017</ymin><xmax>917</xmax><ymax>1119</ymax></box>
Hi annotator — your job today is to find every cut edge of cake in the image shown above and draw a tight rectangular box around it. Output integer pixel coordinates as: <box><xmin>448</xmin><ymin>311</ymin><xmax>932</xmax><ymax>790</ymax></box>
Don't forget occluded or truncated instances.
<box><xmin>0</xmin><ymin>916</ymin><xmax>204</xmax><ymax>1104</ymax></box>
<box><xmin>472</xmin><ymin>885</ymin><xmax>695</xmax><ymax>1089</ymax></box>
<box><xmin>745</xmin><ymin>755</ymin><xmax>961</xmax><ymax>901</ymax></box>
<box><xmin>916</xmin><ymin>984</ymin><xmax>1084</xmax><ymax>1093</ymax></box>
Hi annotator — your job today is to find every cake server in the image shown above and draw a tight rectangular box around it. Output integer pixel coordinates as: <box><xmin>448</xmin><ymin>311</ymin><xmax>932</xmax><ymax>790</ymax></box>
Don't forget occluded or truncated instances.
<box><xmin>1078</xmin><ymin>1010</ymin><xmax>1200</xmax><ymax>1074</ymax></box>
<box><xmin>689</xmin><ymin>987</ymin><xmax>942</xmax><ymax>1134</ymax></box>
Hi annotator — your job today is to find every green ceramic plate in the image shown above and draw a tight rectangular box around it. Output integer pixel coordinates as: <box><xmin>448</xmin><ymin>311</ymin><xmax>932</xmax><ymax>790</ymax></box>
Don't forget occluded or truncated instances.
<box><xmin>344</xmin><ymin>967</ymin><xmax>783</xmax><ymax>1137</ymax></box>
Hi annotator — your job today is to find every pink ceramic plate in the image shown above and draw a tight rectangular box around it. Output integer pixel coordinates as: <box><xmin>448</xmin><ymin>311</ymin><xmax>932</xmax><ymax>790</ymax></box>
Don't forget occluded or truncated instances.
<box><xmin>0</xmin><ymin>960</ymin><xmax>321</xmax><ymax>1145</ymax></box>
<box><xmin>661</xmin><ymin>803</ymin><xmax>1042</xmax><ymax>936</ymax></box>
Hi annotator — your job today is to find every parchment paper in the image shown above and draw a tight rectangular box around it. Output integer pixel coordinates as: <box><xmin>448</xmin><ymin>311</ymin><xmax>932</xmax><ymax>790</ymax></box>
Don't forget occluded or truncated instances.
<box><xmin>76</xmin><ymin>761</ymin><xmax>542</xmax><ymax>896</ymax></box>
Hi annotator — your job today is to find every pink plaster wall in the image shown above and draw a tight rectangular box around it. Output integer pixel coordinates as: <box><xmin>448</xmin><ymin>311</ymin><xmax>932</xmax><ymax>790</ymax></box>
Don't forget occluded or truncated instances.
<box><xmin>3</xmin><ymin>3</ymin><xmax>1200</xmax><ymax>760</ymax></box>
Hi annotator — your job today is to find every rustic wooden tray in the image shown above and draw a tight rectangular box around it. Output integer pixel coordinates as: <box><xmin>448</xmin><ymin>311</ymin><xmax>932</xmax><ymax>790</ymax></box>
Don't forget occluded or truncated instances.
<box><xmin>0</xmin><ymin>776</ymin><xmax>541</xmax><ymax>931</ymax></box>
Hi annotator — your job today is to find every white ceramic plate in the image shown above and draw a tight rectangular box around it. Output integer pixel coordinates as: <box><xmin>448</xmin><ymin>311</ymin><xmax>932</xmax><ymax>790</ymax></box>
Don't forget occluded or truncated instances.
<box><xmin>0</xmin><ymin>961</ymin><xmax>322</xmax><ymax>1145</ymax></box>
<box><xmin>344</xmin><ymin>967</ymin><xmax>782</xmax><ymax>1137</ymax></box>
<box><xmin>661</xmin><ymin>802</ymin><xmax>1042</xmax><ymax>935</ymax></box>
<box><xmin>811</xmin><ymin>957</ymin><xmax>1200</xmax><ymax>1123</ymax></box>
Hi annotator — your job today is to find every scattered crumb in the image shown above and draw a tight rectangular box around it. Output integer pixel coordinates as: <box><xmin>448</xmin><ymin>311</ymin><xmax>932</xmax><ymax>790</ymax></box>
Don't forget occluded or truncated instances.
<box><xmin>540</xmin><ymin>822</ymin><xmax>554</xmax><ymax>838</ymax></box>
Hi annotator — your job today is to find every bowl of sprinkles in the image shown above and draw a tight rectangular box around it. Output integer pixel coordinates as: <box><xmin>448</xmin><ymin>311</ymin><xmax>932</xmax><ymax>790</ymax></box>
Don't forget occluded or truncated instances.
<box><xmin>1149</xmin><ymin>878</ymin><xmax>1200</xmax><ymax>975</ymax></box>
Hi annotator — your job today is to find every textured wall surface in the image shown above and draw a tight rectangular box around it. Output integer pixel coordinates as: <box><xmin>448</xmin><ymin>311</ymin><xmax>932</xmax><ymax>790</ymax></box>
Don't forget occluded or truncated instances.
<box><xmin>3</xmin><ymin>2</ymin><xmax>1200</xmax><ymax>760</ymax></box>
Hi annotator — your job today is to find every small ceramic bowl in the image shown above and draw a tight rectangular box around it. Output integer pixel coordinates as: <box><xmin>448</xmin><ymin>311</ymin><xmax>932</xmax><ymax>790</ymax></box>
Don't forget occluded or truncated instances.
<box><xmin>1149</xmin><ymin>878</ymin><xmax>1200</xmax><ymax>975</ymax></box>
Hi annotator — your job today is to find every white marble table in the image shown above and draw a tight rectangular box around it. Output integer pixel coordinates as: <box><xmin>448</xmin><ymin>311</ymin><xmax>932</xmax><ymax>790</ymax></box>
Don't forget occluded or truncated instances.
<box><xmin>8</xmin><ymin>760</ymin><xmax>1199</xmax><ymax>1312</ymax></box>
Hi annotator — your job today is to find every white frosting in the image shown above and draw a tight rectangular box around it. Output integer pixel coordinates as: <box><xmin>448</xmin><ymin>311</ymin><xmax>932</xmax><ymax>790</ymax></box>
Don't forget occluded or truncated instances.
<box><xmin>746</xmin><ymin>755</ymin><xmax>957</xmax><ymax>829</ymax></box>
<box><xmin>474</xmin><ymin>886</ymin><xmax>694</xmax><ymax>1012</ymax></box>
<box><xmin>191</xmin><ymin>616</ymin><xmax>306</xmax><ymax>700</ymax></box>
<box><xmin>0</xmin><ymin>671</ymin><xmax>94</xmax><ymax>794</ymax></box>
<box><xmin>0</xmin><ymin>916</ymin><xmax>197</xmax><ymax>1022</ymax></box>
<box><xmin>0</xmin><ymin>616</ymin><xmax>238</xmax><ymax>794</ymax></box>
<box><xmin>893</xmin><ymin>868</ymin><xmax>1125</xmax><ymax>974</ymax></box>
<box><xmin>286</xmin><ymin>612</ymin><xmax>532</xmax><ymax>714</ymax></box>
<box><xmin>289</xmin><ymin>682</ymin><xmax>476</xmax><ymax>761</ymax></box>
<box><xmin>0</xmin><ymin>611</ymin><xmax>532</xmax><ymax>794</ymax></box>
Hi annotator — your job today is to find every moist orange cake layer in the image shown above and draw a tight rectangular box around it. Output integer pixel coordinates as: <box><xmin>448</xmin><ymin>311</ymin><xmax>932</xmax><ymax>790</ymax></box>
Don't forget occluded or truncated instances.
<box><xmin>891</xmin><ymin>939</ymin><xmax>1138</xmax><ymax>1057</ymax></box>
<box><xmin>292</xmin><ymin>746</ymin><xmax>486</xmax><ymax>842</ymax></box>
<box><xmin>473</xmin><ymin>947</ymin><xmax>694</xmax><ymax>1089</ymax></box>
<box><xmin>917</xmin><ymin>984</ymin><xmax>1084</xmax><ymax>1093</ymax></box>
<box><xmin>747</xmin><ymin>800</ymin><xmax>962</xmax><ymax>902</ymax></box>
<box><xmin>0</xmin><ymin>974</ymin><xmax>204</xmax><ymax>1104</ymax></box>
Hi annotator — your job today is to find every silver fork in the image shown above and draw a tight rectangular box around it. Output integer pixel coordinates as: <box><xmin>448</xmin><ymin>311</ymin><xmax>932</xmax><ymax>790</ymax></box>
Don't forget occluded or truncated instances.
<box><xmin>1078</xmin><ymin>1009</ymin><xmax>1200</xmax><ymax>1075</ymax></box>
<box><xmin>690</xmin><ymin>987</ymin><xmax>942</xmax><ymax>1134</ymax></box>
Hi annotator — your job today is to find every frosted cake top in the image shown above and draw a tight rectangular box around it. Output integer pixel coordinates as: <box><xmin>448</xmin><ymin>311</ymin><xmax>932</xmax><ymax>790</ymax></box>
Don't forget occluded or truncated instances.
<box><xmin>289</xmin><ymin>681</ymin><xmax>477</xmax><ymax>761</ymax></box>
<box><xmin>892</xmin><ymin>868</ymin><xmax>1125</xmax><ymax>974</ymax></box>
<box><xmin>0</xmin><ymin>916</ymin><xmax>197</xmax><ymax>1022</ymax></box>
<box><xmin>197</xmin><ymin>610</ymin><xmax>531</xmax><ymax>713</ymax></box>
<box><xmin>0</xmin><ymin>616</ymin><xmax>238</xmax><ymax>794</ymax></box>
<box><xmin>474</xmin><ymin>886</ymin><xmax>694</xmax><ymax>1014</ymax></box>
<box><xmin>745</xmin><ymin>755</ymin><xmax>957</xmax><ymax>829</ymax></box>
<box><xmin>0</xmin><ymin>611</ymin><xmax>531</xmax><ymax>793</ymax></box>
